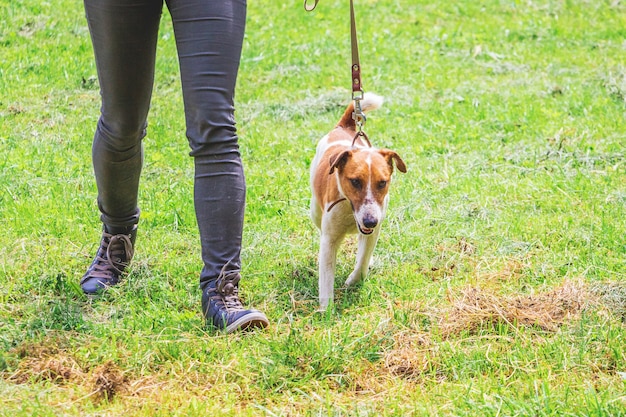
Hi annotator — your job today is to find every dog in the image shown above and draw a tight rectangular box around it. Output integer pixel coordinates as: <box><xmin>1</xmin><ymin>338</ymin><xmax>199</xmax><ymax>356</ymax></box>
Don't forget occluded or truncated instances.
<box><xmin>310</xmin><ymin>93</ymin><xmax>407</xmax><ymax>310</ymax></box>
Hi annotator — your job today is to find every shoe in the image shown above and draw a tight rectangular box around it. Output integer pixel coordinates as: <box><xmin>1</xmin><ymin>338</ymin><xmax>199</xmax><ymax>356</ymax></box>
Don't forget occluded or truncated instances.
<box><xmin>202</xmin><ymin>269</ymin><xmax>269</xmax><ymax>333</ymax></box>
<box><xmin>80</xmin><ymin>225</ymin><xmax>137</xmax><ymax>294</ymax></box>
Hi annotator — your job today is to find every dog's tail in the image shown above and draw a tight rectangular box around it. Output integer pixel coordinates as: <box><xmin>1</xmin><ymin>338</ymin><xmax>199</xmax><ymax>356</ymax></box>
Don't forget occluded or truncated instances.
<box><xmin>336</xmin><ymin>92</ymin><xmax>384</xmax><ymax>130</ymax></box>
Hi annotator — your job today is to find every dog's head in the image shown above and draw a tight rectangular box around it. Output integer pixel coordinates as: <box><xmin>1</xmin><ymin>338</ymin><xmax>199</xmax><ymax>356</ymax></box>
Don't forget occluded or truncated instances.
<box><xmin>329</xmin><ymin>148</ymin><xmax>407</xmax><ymax>235</ymax></box>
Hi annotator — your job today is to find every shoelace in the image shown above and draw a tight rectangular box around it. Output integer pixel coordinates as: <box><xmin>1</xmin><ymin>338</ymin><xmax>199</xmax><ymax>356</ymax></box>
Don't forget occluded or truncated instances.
<box><xmin>85</xmin><ymin>232</ymin><xmax>134</xmax><ymax>279</ymax></box>
<box><xmin>212</xmin><ymin>270</ymin><xmax>244</xmax><ymax>311</ymax></box>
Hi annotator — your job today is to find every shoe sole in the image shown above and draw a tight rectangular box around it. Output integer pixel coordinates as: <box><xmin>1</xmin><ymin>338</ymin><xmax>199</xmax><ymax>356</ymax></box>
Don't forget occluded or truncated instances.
<box><xmin>225</xmin><ymin>312</ymin><xmax>270</xmax><ymax>333</ymax></box>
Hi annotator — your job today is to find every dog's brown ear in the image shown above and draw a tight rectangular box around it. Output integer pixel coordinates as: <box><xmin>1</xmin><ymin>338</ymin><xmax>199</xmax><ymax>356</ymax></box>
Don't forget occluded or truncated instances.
<box><xmin>329</xmin><ymin>150</ymin><xmax>352</xmax><ymax>174</ymax></box>
<box><xmin>380</xmin><ymin>149</ymin><xmax>407</xmax><ymax>173</ymax></box>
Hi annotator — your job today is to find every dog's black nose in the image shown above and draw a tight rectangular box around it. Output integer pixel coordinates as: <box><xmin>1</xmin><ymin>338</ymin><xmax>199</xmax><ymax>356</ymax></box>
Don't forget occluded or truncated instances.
<box><xmin>363</xmin><ymin>216</ymin><xmax>378</xmax><ymax>229</ymax></box>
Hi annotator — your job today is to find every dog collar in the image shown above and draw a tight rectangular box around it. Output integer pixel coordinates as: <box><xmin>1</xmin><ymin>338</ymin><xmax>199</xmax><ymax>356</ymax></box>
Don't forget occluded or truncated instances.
<box><xmin>326</xmin><ymin>198</ymin><xmax>347</xmax><ymax>212</ymax></box>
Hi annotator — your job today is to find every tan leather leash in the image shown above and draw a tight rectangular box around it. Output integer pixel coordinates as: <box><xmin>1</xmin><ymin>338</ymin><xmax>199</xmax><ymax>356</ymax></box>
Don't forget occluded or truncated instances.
<box><xmin>348</xmin><ymin>0</ymin><xmax>364</xmax><ymax>125</ymax></box>
<box><xmin>348</xmin><ymin>0</ymin><xmax>373</xmax><ymax>149</ymax></box>
<box><xmin>304</xmin><ymin>0</ymin><xmax>371</xmax><ymax>149</ymax></box>
<box><xmin>305</xmin><ymin>0</ymin><xmax>370</xmax><ymax>213</ymax></box>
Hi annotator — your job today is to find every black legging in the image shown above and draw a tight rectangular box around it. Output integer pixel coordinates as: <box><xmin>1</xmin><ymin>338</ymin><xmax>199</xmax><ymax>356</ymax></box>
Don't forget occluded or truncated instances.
<box><xmin>84</xmin><ymin>0</ymin><xmax>247</xmax><ymax>287</ymax></box>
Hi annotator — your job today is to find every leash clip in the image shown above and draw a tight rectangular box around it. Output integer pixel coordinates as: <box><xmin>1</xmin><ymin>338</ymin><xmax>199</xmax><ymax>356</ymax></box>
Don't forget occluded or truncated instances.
<box><xmin>351</xmin><ymin>90</ymin><xmax>371</xmax><ymax>149</ymax></box>
<box><xmin>352</xmin><ymin>91</ymin><xmax>366</xmax><ymax>133</ymax></box>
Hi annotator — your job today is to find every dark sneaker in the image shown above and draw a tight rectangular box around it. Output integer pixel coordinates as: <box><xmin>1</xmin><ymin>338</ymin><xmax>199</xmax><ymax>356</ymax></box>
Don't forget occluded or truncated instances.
<box><xmin>80</xmin><ymin>225</ymin><xmax>137</xmax><ymax>294</ymax></box>
<box><xmin>202</xmin><ymin>269</ymin><xmax>269</xmax><ymax>333</ymax></box>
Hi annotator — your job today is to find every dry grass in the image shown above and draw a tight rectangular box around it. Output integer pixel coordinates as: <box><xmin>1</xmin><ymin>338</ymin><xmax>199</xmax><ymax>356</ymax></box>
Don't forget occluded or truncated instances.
<box><xmin>7</xmin><ymin>339</ymin><xmax>130</xmax><ymax>404</ymax></box>
<box><xmin>378</xmin><ymin>279</ymin><xmax>626</xmax><ymax>389</ymax></box>
<box><xmin>90</xmin><ymin>361</ymin><xmax>129</xmax><ymax>403</ymax></box>
<box><xmin>382</xmin><ymin>330</ymin><xmax>435</xmax><ymax>382</ymax></box>
<box><xmin>9</xmin><ymin>352</ymin><xmax>83</xmax><ymax>385</ymax></box>
<box><xmin>437</xmin><ymin>280</ymin><xmax>589</xmax><ymax>337</ymax></box>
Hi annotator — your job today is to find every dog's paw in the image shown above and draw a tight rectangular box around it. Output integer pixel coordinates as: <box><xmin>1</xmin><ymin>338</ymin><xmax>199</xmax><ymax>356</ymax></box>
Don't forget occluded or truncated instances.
<box><xmin>345</xmin><ymin>273</ymin><xmax>363</xmax><ymax>287</ymax></box>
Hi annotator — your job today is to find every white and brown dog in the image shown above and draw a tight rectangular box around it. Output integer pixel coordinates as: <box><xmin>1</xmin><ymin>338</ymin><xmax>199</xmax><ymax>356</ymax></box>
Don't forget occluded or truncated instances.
<box><xmin>310</xmin><ymin>93</ymin><xmax>407</xmax><ymax>310</ymax></box>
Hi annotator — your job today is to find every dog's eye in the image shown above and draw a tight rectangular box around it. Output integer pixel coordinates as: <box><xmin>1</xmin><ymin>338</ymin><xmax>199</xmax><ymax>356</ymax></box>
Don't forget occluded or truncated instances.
<box><xmin>377</xmin><ymin>180</ymin><xmax>387</xmax><ymax>190</ymax></box>
<box><xmin>350</xmin><ymin>178</ymin><xmax>362</xmax><ymax>190</ymax></box>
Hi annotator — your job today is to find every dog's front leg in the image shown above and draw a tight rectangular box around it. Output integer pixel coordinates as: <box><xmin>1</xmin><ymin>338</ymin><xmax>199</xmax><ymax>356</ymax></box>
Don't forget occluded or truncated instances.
<box><xmin>345</xmin><ymin>227</ymin><xmax>381</xmax><ymax>287</ymax></box>
<box><xmin>318</xmin><ymin>232</ymin><xmax>342</xmax><ymax>310</ymax></box>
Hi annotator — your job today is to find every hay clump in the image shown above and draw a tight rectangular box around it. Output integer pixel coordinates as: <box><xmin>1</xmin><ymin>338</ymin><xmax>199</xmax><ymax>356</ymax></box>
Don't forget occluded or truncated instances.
<box><xmin>438</xmin><ymin>280</ymin><xmax>588</xmax><ymax>338</ymax></box>
<box><xmin>7</xmin><ymin>342</ymin><xmax>84</xmax><ymax>385</ymax></box>
<box><xmin>91</xmin><ymin>360</ymin><xmax>129</xmax><ymax>403</ymax></box>
<box><xmin>5</xmin><ymin>338</ymin><xmax>130</xmax><ymax>404</ymax></box>
<box><xmin>9</xmin><ymin>354</ymin><xmax>84</xmax><ymax>385</ymax></box>
<box><xmin>383</xmin><ymin>331</ymin><xmax>434</xmax><ymax>381</ymax></box>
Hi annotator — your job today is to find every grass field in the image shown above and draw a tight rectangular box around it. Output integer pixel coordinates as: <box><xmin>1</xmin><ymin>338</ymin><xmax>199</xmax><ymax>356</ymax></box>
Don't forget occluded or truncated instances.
<box><xmin>1</xmin><ymin>0</ymin><xmax>626</xmax><ymax>415</ymax></box>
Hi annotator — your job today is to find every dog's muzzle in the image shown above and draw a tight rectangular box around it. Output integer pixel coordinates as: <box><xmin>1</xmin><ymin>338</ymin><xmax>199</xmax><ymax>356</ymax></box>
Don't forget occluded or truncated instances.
<box><xmin>356</xmin><ymin>214</ymin><xmax>378</xmax><ymax>235</ymax></box>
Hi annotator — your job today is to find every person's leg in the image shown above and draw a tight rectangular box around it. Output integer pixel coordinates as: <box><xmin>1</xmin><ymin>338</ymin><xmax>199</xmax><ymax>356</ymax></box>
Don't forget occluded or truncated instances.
<box><xmin>81</xmin><ymin>0</ymin><xmax>163</xmax><ymax>293</ymax></box>
<box><xmin>167</xmin><ymin>0</ymin><xmax>268</xmax><ymax>331</ymax></box>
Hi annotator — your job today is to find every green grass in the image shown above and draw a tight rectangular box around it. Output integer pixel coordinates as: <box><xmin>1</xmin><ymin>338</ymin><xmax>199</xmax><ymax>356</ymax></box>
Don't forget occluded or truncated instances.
<box><xmin>1</xmin><ymin>0</ymin><xmax>626</xmax><ymax>415</ymax></box>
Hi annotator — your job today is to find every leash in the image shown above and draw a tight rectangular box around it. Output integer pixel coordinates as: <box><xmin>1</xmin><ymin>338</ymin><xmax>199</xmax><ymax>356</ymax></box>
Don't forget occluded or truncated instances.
<box><xmin>305</xmin><ymin>0</ymin><xmax>370</xmax><ymax>213</ymax></box>
<box><xmin>348</xmin><ymin>0</ymin><xmax>365</xmax><ymax>131</ymax></box>
<box><xmin>305</xmin><ymin>0</ymin><xmax>370</xmax><ymax>147</ymax></box>
<box><xmin>347</xmin><ymin>0</ymin><xmax>372</xmax><ymax>151</ymax></box>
